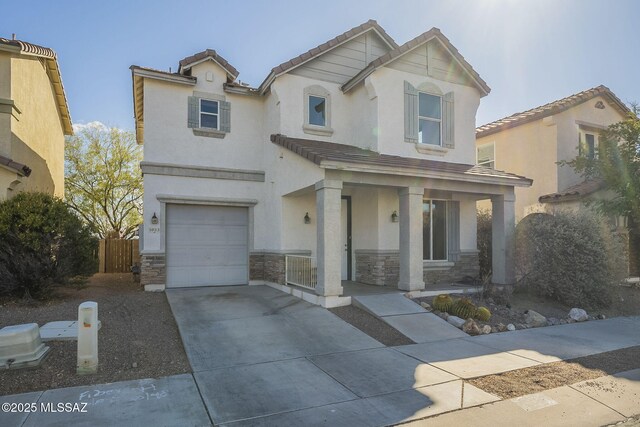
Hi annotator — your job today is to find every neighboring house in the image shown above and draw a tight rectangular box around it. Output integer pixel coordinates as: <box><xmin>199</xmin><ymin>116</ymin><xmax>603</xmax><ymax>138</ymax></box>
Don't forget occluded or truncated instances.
<box><xmin>475</xmin><ymin>85</ymin><xmax>629</xmax><ymax>221</ymax></box>
<box><xmin>0</xmin><ymin>36</ymin><xmax>72</xmax><ymax>199</ymax></box>
<box><xmin>131</xmin><ymin>20</ymin><xmax>531</xmax><ymax>305</ymax></box>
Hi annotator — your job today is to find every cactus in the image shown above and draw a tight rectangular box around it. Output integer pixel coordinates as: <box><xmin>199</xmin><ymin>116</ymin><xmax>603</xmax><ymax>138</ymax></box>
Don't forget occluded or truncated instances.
<box><xmin>432</xmin><ymin>294</ymin><xmax>454</xmax><ymax>313</ymax></box>
<box><xmin>452</xmin><ymin>297</ymin><xmax>477</xmax><ymax>320</ymax></box>
<box><xmin>475</xmin><ymin>306</ymin><xmax>492</xmax><ymax>321</ymax></box>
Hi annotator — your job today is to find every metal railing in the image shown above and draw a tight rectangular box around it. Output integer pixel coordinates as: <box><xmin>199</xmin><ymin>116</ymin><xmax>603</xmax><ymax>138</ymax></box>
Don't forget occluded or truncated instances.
<box><xmin>285</xmin><ymin>255</ymin><xmax>317</xmax><ymax>290</ymax></box>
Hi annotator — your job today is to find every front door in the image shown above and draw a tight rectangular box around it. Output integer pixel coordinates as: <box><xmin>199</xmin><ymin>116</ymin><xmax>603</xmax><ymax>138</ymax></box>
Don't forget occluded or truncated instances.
<box><xmin>341</xmin><ymin>197</ymin><xmax>351</xmax><ymax>281</ymax></box>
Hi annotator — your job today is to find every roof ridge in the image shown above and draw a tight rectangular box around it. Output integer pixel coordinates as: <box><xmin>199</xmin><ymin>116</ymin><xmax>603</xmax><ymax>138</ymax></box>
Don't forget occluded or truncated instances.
<box><xmin>476</xmin><ymin>85</ymin><xmax>629</xmax><ymax>137</ymax></box>
<box><xmin>178</xmin><ymin>48</ymin><xmax>239</xmax><ymax>78</ymax></box>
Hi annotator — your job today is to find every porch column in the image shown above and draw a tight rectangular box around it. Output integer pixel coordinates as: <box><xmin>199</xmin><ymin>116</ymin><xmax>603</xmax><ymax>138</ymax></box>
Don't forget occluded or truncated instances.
<box><xmin>491</xmin><ymin>192</ymin><xmax>516</xmax><ymax>284</ymax></box>
<box><xmin>315</xmin><ymin>179</ymin><xmax>343</xmax><ymax>296</ymax></box>
<box><xmin>398</xmin><ymin>187</ymin><xmax>425</xmax><ymax>291</ymax></box>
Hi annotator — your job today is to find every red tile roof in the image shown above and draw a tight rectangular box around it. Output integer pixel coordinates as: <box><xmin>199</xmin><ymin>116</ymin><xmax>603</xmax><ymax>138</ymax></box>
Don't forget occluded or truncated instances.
<box><xmin>341</xmin><ymin>28</ymin><xmax>490</xmax><ymax>95</ymax></box>
<box><xmin>0</xmin><ymin>154</ymin><xmax>31</xmax><ymax>177</ymax></box>
<box><xmin>476</xmin><ymin>85</ymin><xmax>630</xmax><ymax>138</ymax></box>
<box><xmin>539</xmin><ymin>179</ymin><xmax>605</xmax><ymax>203</ymax></box>
<box><xmin>271</xmin><ymin>134</ymin><xmax>531</xmax><ymax>186</ymax></box>
<box><xmin>178</xmin><ymin>49</ymin><xmax>239</xmax><ymax>78</ymax></box>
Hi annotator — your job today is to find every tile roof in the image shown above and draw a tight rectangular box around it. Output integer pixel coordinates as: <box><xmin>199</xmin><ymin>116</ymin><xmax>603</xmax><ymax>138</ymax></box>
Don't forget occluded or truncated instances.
<box><xmin>271</xmin><ymin>134</ymin><xmax>531</xmax><ymax>186</ymax></box>
<box><xmin>341</xmin><ymin>28</ymin><xmax>490</xmax><ymax>95</ymax></box>
<box><xmin>0</xmin><ymin>37</ymin><xmax>72</xmax><ymax>135</ymax></box>
<box><xmin>539</xmin><ymin>179</ymin><xmax>605</xmax><ymax>203</ymax></box>
<box><xmin>476</xmin><ymin>85</ymin><xmax>630</xmax><ymax>138</ymax></box>
<box><xmin>0</xmin><ymin>154</ymin><xmax>31</xmax><ymax>177</ymax></box>
<box><xmin>178</xmin><ymin>49</ymin><xmax>239</xmax><ymax>78</ymax></box>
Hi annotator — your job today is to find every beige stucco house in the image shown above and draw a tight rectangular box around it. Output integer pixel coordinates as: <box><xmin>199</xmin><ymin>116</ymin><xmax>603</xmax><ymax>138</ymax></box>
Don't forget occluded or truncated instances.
<box><xmin>0</xmin><ymin>37</ymin><xmax>72</xmax><ymax>199</ymax></box>
<box><xmin>475</xmin><ymin>86</ymin><xmax>629</xmax><ymax>221</ymax></box>
<box><xmin>132</xmin><ymin>20</ymin><xmax>531</xmax><ymax>306</ymax></box>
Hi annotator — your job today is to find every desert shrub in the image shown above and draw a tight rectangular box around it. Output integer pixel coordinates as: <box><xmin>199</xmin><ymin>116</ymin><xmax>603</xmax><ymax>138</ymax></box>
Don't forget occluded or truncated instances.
<box><xmin>0</xmin><ymin>192</ymin><xmax>98</xmax><ymax>299</ymax></box>
<box><xmin>515</xmin><ymin>210</ymin><xmax>626</xmax><ymax>309</ymax></box>
<box><xmin>477</xmin><ymin>209</ymin><xmax>492</xmax><ymax>281</ymax></box>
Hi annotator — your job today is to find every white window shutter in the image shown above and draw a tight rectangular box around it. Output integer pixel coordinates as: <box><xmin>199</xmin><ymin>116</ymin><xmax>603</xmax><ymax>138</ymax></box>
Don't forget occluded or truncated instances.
<box><xmin>187</xmin><ymin>96</ymin><xmax>199</xmax><ymax>128</ymax></box>
<box><xmin>443</xmin><ymin>91</ymin><xmax>455</xmax><ymax>148</ymax></box>
<box><xmin>404</xmin><ymin>81</ymin><xmax>418</xmax><ymax>143</ymax></box>
<box><xmin>220</xmin><ymin>101</ymin><xmax>231</xmax><ymax>132</ymax></box>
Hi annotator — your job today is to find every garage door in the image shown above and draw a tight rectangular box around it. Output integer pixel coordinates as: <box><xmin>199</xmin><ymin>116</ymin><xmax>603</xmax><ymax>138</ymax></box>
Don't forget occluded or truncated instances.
<box><xmin>166</xmin><ymin>204</ymin><xmax>248</xmax><ymax>288</ymax></box>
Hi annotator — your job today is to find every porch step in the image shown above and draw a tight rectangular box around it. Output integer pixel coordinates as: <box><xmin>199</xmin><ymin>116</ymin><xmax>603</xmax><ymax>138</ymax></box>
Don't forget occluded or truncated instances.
<box><xmin>352</xmin><ymin>294</ymin><xmax>468</xmax><ymax>343</ymax></box>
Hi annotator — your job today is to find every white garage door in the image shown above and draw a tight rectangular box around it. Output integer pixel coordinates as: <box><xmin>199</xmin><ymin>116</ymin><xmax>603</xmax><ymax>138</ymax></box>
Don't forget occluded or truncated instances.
<box><xmin>166</xmin><ymin>204</ymin><xmax>248</xmax><ymax>288</ymax></box>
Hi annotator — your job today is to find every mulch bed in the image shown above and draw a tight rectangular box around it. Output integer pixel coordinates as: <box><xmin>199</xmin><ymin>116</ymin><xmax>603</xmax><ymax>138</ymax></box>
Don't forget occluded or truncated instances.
<box><xmin>0</xmin><ymin>274</ymin><xmax>191</xmax><ymax>396</ymax></box>
<box><xmin>329</xmin><ymin>306</ymin><xmax>415</xmax><ymax>347</ymax></box>
<box><xmin>468</xmin><ymin>345</ymin><xmax>640</xmax><ymax>399</ymax></box>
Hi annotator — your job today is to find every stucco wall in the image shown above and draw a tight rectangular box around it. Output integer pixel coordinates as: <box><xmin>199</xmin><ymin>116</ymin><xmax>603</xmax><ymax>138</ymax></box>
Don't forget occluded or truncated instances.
<box><xmin>6</xmin><ymin>54</ymin><xmax>65</xmax><ymax>197</ymax></box>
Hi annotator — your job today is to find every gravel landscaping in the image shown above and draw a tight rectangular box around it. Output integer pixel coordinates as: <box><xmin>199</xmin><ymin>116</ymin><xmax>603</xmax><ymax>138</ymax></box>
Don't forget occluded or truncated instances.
<box><xmin>468</xmin><ymin>345</ymin><xmax>640</xmax><ymax>399</ymax></box>
<box><xmin>0</xmin><ymin>274</ymin><xmax>191</xmax><ymax>396</ymax></box>
<box><xmin>329</xmin><ymin>306</ymin><xmax>415</xmax><ymax>346</ymax></box>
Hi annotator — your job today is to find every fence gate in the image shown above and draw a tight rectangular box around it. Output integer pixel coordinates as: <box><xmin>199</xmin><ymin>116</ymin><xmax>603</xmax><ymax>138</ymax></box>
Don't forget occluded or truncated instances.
<box><xmin>98</xmin><ymin>239</ymin><xmax>140</xmax><ymax>273</ymax></box>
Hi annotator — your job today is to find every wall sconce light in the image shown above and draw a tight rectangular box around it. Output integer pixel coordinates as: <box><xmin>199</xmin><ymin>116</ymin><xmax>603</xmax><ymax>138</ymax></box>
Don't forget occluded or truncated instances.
<box><xmin>304</xmin><ymin>212</ymin><xmax>311</xmax><ymax>224</ymax></box>
<box><xmin>151</xmin><ymin>212</ymin><xmax>159</xmax><ymax>225</ymax></box>
<box><xmin>391</xmin><ymin>210</ymin><xmax>399</xmax><ymax>223</ymax></box>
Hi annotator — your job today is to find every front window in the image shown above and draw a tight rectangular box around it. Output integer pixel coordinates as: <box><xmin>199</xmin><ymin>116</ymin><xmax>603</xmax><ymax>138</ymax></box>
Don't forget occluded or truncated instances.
<box><xmin>418</xmin><ymin>92</ymin><xmax>442</xmax><ymax>145</ymax></box>
<box><xmin>308</xmin><ymin>95</ymin><xmax>326</xmax><ymax>127</ymax></box>
<box><xmin>200</xmin><ymin>99</ymin><xmax>219</xmax><ymax>129</ymax></box>
<box><xmin>477</xmin><ymin>142</ymin><xmax>495</xmax><ymax>168</ymax></box>
<box><xmin>423</xmin><ymin>200</ymin><xmax>447</xmax><ymax>260</ymax></box>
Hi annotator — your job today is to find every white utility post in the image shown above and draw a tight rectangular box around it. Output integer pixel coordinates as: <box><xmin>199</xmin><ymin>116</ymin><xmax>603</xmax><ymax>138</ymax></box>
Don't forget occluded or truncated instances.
<box><xmin>77</xmin><ymin>301</ymin><xmax>98</xmax><ymax>374</ymax></box>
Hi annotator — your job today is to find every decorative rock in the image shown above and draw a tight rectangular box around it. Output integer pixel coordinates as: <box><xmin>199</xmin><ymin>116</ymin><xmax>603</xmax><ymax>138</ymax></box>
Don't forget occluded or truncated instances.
<box><xmin>462</xmin><ymin>319</ymin><xmax>481</xmax><ymax>336</ymax></box>
<box><xmin>597</xmin><ymin>314</ymin><xmax>606</xmax><ymax>320</ymax></box>
<box><xmin>438</xmin><ymin>312</ymin><xmax>449</xmax><ymax>321</ymax></box>
<box><xmin>507</xmin><ymin>323</ymin><xmax>516</xmax><ymax>331</ymax></box>
<box><xmin>547</xmin><ymin>317</ymin><xmax>559</xmax><ymax>326</ymax></box>
<box><xmin>569</xmin><ymin>308</ymin><xmax>588</xmax><ymax>322</ymax></box>
<box><xmin>559</xmin><ymin>319</ymin><xmax>568</xmax><ymax>325</ymax></box>
<box><xmin>524</xmin><ymin>310</ymin><xmax>547</xmax><ymax>327</ymax></box>
<box><xmin>132</xmin><ymin>362</ymin><xmax>137</xmax><ymax>368</ymax></box>
<box><xmin>420</xmin><ymin>302</ymin><xmax>432</xmax><ymax>312</ymax></box>
<box><xmin>491</xmin><ymin>326</ymin><xmax>499</xmax><ymax>333</ymax></box>
<box><xmin>447</xmin><ymin>315</ymin><xmax>466</xmax><ymax>329</ymax></box>
<box><xmin>496</xmin><ymin>323</ymin><xmax>507</xmax><ymax>332</ymax></box>
<box><xmin>481</xmin><ymin>325</ymin><xmax>492</xmax><ymax>335</ymax></box>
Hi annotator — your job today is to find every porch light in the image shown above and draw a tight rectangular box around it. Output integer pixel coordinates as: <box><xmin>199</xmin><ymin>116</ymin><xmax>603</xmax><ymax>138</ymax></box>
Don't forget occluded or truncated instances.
<box><xmin>151</xmin><ymin>212</ymin><xmax>159</xmax><ymax>225</ymax></box>
<box><xmin>391</xmin><ymin>210</ymin><xmax>399</xmax><ymax>223</ymax></box>
<box><xmin>304</xmin><ymin>212</ymin><xmax>311</xmax><ymax>224</ymax></box>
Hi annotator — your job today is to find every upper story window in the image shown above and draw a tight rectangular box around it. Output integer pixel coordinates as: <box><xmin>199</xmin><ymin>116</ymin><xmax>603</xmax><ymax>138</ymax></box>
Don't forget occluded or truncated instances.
<box><xmin>477</xmin><ymin>142</ymin><xmax>495</xmax><ymax>169</ymax></box>
<box><xmin>579</xmin><ymin>131</ymin><xmax>597</xmax><ymax>160</ymax></box>
<box><xmin>418</xmin><ymin>92</ymin><xmax>442</xmax><ymax>146</ymax></box>
<box><xmin>187</xmin><ymin>94</ymin><xmax>231</xmax><ymax>139</ymax></box>
<box><xmin>200</xmin><ymin>99</ymin><xmax>219</xmax><ymax>130</ymax></box>
<box><xmin>303</xmin><ymin>85</ymin><xmax>333</xmax><ymax>136</ymax></box>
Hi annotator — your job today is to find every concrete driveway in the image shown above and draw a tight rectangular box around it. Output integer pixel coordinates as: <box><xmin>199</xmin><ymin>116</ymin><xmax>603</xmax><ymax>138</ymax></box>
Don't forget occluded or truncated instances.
<box><xmin>166</xmin><ymin>285</ymin><xmax>498</xmax><ymax>426</ymax></box>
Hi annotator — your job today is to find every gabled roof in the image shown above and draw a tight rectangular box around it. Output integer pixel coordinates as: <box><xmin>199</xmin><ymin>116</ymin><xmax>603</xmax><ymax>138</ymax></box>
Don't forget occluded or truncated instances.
<box><xmin>476</xmin><ymin>85</ymin><xmax>630</xmax><ymax>138</ymax></box>
<box><xmin>178</xmin><ymin>49</ymin><xmax>239</xmax><ymax>79</ymax></box>
<box><xmin>341</xmin><ymin>28</ymin><xmax>491</xmax><ymax>95</ymax></box>
<box><xmin>539</xmin><ymin>179</ymin><xmax>605</xmax><ymax>203</ymax></box>
<box><xmin>0</xmin><ymin>37</ymin><xmax>73</xmax><ymax>135</ymax></box>
<box><xmin>271</xmin><ymin>134</ymin><xmax>532</xmax><ymax>186</ymax></box>
<box><xmin>0</xmin><ymin>154</ymin><xmax>31</xmax><ymax>177</ymax></box>
<box><xmin>258</xmin><ymin>20</ymin><xmax>398</xmax><ymax>94</ymax></box>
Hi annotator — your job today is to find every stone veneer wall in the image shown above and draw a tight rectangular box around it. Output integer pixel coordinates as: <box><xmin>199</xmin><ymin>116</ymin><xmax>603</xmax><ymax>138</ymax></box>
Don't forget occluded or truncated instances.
<box><xmin>250</xmin><ymin>251</ymin><xmax>312</xmax><ymax>285</ymax></box>
<box><xmin>355</xmin><ymin>250</ymin><xmax>480</xmax><ymax>287</ymax></box>
<box><xmin>140</xmin><ymin>253</ymin><xmax>166</xmax><ymax>286</ymax></box>
<box><xmin>355</xmin><ymin>250</ymin><xmax>399</xmax><ymax>286</ymax></box>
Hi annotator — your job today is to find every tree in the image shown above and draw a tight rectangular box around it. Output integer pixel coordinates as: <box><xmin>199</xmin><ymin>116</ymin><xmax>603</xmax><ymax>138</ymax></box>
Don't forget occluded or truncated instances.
<box><xmin>65</xmin><ymin>123</ymin><xmax>142</xmax><ymax>239</ymax></box>
<box><xmin>560</xmin><ymin>105</ymin><xmax>640</xmax><ymax>274</ymax></box>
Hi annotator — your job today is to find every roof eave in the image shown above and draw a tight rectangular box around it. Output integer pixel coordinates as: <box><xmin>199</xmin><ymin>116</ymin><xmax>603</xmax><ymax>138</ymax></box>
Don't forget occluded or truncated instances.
<box><xmin>130</xmin><ymin>66</ymin><xmax>197</xmax><ymax>85</ymax></box>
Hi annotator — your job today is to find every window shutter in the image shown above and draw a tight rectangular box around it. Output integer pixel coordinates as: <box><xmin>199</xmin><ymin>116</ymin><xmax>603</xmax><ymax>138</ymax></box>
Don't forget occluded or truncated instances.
<box><xmin>447</xmin><ymin>201</ymin><xmax>460</xmax><ymax>262</ymax></box>
<box><xmin>404</xmin><ymin>81</ymin><xmax>418</xmax><ymax>143</ymax></box>
<box><xmin>187</xmin><ymin>96</ymin><xmax>199</xmax><ymax>128</ymax></box>
<box><xmin>443</xmin><ymin>91</ymin><xmax>455</xmax><ymax>148</ymax></box>
<box><xmin>220</xmin><ymin>101</ymin><xmax>231</xmax><ymax>132</ymax></box>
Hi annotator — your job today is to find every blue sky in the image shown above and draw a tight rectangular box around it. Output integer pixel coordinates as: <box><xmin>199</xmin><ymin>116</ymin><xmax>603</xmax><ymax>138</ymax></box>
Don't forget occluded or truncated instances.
<box><xmin>2</xmin><ymin>0</ymin><xmax>637</xmax><ymax>131</ymax></box>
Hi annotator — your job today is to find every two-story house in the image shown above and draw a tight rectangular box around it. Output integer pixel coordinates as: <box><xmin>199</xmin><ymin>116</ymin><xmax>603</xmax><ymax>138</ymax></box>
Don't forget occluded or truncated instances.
<box><xmin>475</xmin><ymin>85</ymin><xmax>629</xmax><ymax>222</ymax></box>
<box><xmin>0</xmin><ymin>36</ymin><xmax>72</xmax><ymax>199</ymax></box>
<box><xmin>132</xmin><ymin>20</ymin><xmax>531</xmax><ymax>306</ymax></box>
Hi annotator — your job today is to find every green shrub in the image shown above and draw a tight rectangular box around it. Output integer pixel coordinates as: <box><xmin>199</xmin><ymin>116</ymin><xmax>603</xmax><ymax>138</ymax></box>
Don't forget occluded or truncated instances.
<box><xmin>0</xmin><ymin>192</ymin><xmax>98</xmax><ymax>299</ymax></box>
<box><xmin>477</xmin><ymin>209</ymin><xmax>492</xmax><ymax>281</ymax></box>
<box><xmin>515</xmin><ymin>210</ymin><xmax>626</xmax><ymax>309</ymax></box>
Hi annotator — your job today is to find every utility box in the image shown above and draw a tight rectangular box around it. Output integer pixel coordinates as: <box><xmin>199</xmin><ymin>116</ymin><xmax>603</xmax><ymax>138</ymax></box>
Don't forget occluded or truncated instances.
<box><xmin>0</xmin><ymin>323</ymin><xmax>50</xmax><ymax>369</ymax></box>
<box><xmin>77</xmin><ymin>301</ymin><xmax>98</xmax><ymax>374</ymax></box>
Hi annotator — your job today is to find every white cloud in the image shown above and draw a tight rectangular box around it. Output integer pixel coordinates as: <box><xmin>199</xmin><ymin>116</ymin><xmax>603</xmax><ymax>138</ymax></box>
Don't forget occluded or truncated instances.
<box><xmin>72</xmin><ymin>121</ymin><xmax>109</xmax><ymax>133</ymax></box>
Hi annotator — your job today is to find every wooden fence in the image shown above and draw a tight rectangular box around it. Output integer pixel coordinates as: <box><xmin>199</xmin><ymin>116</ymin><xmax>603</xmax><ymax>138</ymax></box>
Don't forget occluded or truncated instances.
<box><xmin>98</xmin><ymin>239</ymin><xmax>140</xmax><ymax>273</ymax></box>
